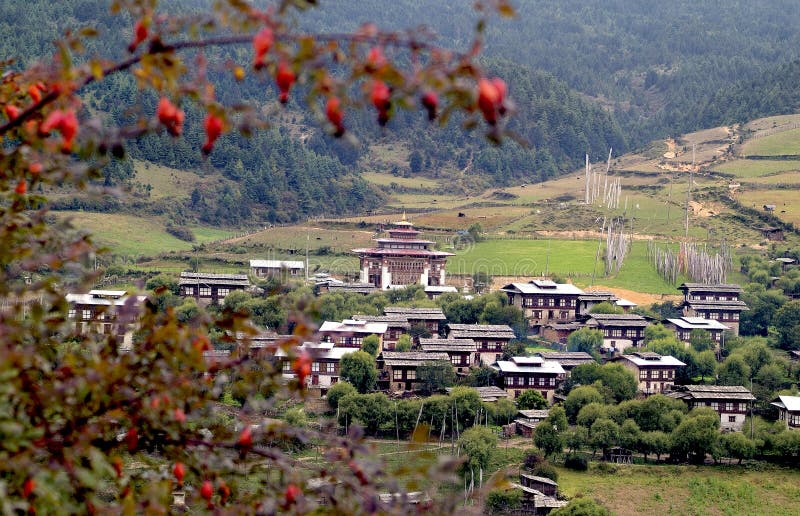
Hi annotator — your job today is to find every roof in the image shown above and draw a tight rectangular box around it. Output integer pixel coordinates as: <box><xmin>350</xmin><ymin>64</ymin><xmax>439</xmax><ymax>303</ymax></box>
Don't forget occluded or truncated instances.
<box><xmin>491</xmin><ymin>357</ymin><xmax>565</xmax><ymax>375</ymax></box>
<box><xmin>319</xmin><ymin>320</ymin><xmax>388</xmax><ymax>334</ymax></box>
<box><xmin>616</xmin><ymin>353</ymin><xmax>686</xmax><ymax>368</ymax></box>
<box><xmin>616</xmin><ymin>298</ymin><xmax>637</xmax><ymax>307</ymax></box>
<box><xmin>384</xmin><ymin>307</ymin><xmax>447</xmax><ymax>320</ymax></box>
<box><xmin>519</xmin><ymin>474</ymin><xmax>558</xmax><ymax>486</ymax></box>
<box><xmin>586</xmin><ymin>313</ymin><xmax>649</xmax><ymax>327</ymax></box>
<box><xmin>351</xmin><ymin>248</ymin><xmax>454</xmax><ymax>258</ymax></box>
<box><xmin>500</xmin><ymin>281</ymin><xmax>584</xmax><ymax>296</ymax></box>
<box><xmin>775</xmin><ymin>258</ymin><xmax>796</xmax><ymax>264</ymax></box>
<box><xmin>381</xmin><ymin>351</ymin><xmax>449</xmax><ymax>367</ymax></box>
<box><xmin>88</xmin><ymin>289</ymin><xmax>128</xmax><ymax>298</ymax></box>
<box><xmin>275</xmin><ymin>342</ymin><xmax>355</xmax><ymax>361</ymax></box>
<box><xmin>179</xmin><ymin>272</ymin><xmax>250</xmax><ymax>287</ymax></box>
<box><xmin>446</xmin><ymin>386</ymin><xmax>511</xmax><ymax>402</ymax></box>
<box><xmin>684</xmin><ymin>300</ymin><xmax>749</xmax><ymax>311</ymax></box>
<box><xmin>424</xmin><ymin>285</ymin><xmax>458</xmax><ymax>293</ymax></box>
<box><xmin>66</xmin><ymin>293</ymin><xmax>147</xmax><ymax>307</ymax></box>
<box><xmin>667</xmin><ymin>385</ymin><xmax>755</xmax><ymax>401</ymax></box>
<box><xmin>578</xmin><ymin>290</ymin><xmax>617</xmax><ymax>302</ymax></box>
<box><xmin>666</xmin><ymin>317</ymin><xmax>730</xmax><ymax>331</ymax></box>
<box><xmin>678</xmin><ymin>283</ymin><xmax>743</xmax><ymax>293</ymax></box>
<box><xmin>518</xmin><ymin>409</ymin><xmax>550</xmax><ymax>419</ymax></box>
<box><xmin>535</xmin><ymin>352</ymin><xmax>596</xmax><ymax>367</ymax></box>
<box><xmin>448</xmin><ymin>324</ymin><xmax>516</xmax><ymax>339</ymax></box>
<box><xmin>509</xmin><ymin>485</ymin><xmax>567</xmax><ymax>509</ymax></box>
<box><xmin>351</xmin><ymin>314</ymin><xmax>411</xmax><ymax>329</ymax></box>
<box><xmin>420</xmin><ymin>339</ymin><xmax>477</xmax><ymax>352</ymax></box>
<box><xmin>249</xmin><ymin>259</ymin><xmax>304</xmax><ymax>269</ymax></box>
<box><xmin>326</xmin><ymin>283</ymin><xmax>377</xmax><ymax>294</ymax></box>
<box><xmin>772</xmin><ymin>395</ymin><xmax>800</xmax><ymax>412</ymax></box>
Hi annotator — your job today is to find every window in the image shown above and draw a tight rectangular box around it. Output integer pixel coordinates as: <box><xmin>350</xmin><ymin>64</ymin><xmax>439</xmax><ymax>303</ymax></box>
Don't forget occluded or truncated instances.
<box><xmin>728</xmin><ymin>415</ymin><xmax>736</xmax><ymax>423</ymax></box>
<box><xmin>68</xmin><ymin>309</ymin><xmax>76</xmax><ymax>319</ymax></box>
<box><xmin>710</xmin><ymin>402</ymin><xmax>719</xmax><ymax>411</ymax></box>
<box><xmin>393</xmin><ymin>369</ymin><xmax>403</xmax><ymax>380</ymax></box>
<box><xmin>732</xmin><ymin>313</ymin><xmax>739</xmax><ymax>320</ymax></box>
<box><xmin>407</xmin><ymin>369</ymin><xmax>415</xmax><ymax>380</ymax></box>
<box><xmin>547</xmin><ymin>298</ymin><xmax>555</xmax><ymax>307</ymax></box>
<box><xmin>532</xmin><ymin>311</ymin><xmax>542</xmax><ymax>319</ymax></box>
<box><xmin>560</xmin><ymin>311</ymin><xmax>568</xmax><ymax>319</ymax></box>
<box><xmin>549</xmin><ymin>377</ymin><xmax>556</xmax><ymax>386</ymax></box>
<box><xmin>184</xmin><ymin>287</ymin><xmax>194</xmax><ymax>295</ymax></box>
<box><xmin>537</xmin><ymin>298</ymin><xmax>544</xmax><ymax>307</ymax></box>
<box><xmin>199</xmin><ymin>287</ymin><xmax>211</xmax><ymax>297</ymax></box>
<box><xmin>451</xmin><ymin>355</ymin><xmax>461</xmax><ymax>366</ymax></box>
<box><xmin>724</xmin><ymin>403</ymin><xmax>734</xmax><ymax>412</ymax></box>
<box><xmin>611</xmin><ymin>329</ymin><xmax>622</xmax><ymax>337</ymax></box>
<box><xmin>312</xmin><ymin>362</ymin><xmax>320</xmax><ymax>372</ymax></box>
<box><xmin>282</xmin><ymin>361</ymin><xmax>291</xmax><ymax>372</ymax></box>
<box><xmin>82</xmin><ymin>309</ymin><xmax>92</xmax><ymax>320</ymax></box>
<box><xmin>639</xmin><ymin>370</ymin><xmax>647</xmax><ymax>379</ymax></box>
<box><xmin>524</xmin><ymin>298</ymin><xmax>533</xmax><ymax>307</ymax></box>
<box><xmin>218</xmin><ymin>288</ymin><xmax>230</xmax><ymax>297</ymax></box>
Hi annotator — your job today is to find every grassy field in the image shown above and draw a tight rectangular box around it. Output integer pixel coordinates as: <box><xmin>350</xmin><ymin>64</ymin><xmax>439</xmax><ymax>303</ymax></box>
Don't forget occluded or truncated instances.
<box><xmin>362</xmin><ymin>171</ymin><xmax>441</xmax><ymax>189</ymax></box>
<box><xmin>740</xmin><ymin>127</ymin><xmax>800</xmax><ymax>156</ymax></box>
<box><xmin>711</xmin><ymin>159</ymin><xmax>800</xmax><ymax>178</ymax></box>
<box><xmin>132</xmin><ymin>159</ymin><xmax>209</xmax><ymax>200</ymax></box>
<box><xmin>736</xmin><ymin>189</ymin><xmax>800</xmax><ymax>225</ymax></box>
<box><xmin>556</xmin><ymin>463</ymin><xmax>800</xmax><ymax>516</ymax></box>
<box><xmin>58</xmin><ymin>212</ymin><xmax>235</xmax><ymax>256</ymax></box>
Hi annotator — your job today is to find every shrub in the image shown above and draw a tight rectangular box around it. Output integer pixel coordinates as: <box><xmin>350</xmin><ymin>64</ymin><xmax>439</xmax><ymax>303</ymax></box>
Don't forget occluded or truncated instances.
<box><xmin>564</xmin><ymin>453</ymin><xmax>589</xmax><ymax>471</ymax></box>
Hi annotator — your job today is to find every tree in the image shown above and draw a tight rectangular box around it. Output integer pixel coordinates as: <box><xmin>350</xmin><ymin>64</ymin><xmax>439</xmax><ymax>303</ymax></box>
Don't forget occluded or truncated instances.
<box><xmin>589</xmin><ymin>418</ymin><xmax>620</xmax><ymax>456</ymax></box>
<box><xmin>695</xmin><ymin>350</ymin><xmax>717</xmax><ymax>382</ymax></box>
<box><xmin>719</xmin><ymin>432</ymin><xmax>755</xmax><ymax>464</ymax></box>
<box><xmin>589</xmin><ymin>301</ymin><xmax>623</xmax><ymax>314</ymax></box>
<box><xmin>548</xmin><ymin>406</ymin><xmax>569</xmax><ymax>434</ymax></box>
<box><xmin>533</xmin><ymin>421</ymin><xmax>564</xmax><ymax>458</ymax></box>
<box><xmin>564</xmin><ymin>386</ymin><xmax>605</xmax><ymax>424</ymax></box>
<box><xmin>619</xmin><ymin>419</ymin><xmax>642</xmax><ymax>451</ymax></box>
<box><xmin>773</xmin><ymin>300</ymin><xmax>800</xmax><ymax>350</ymax></box>
<box><xmin>718</xmin><ymin>355</ymin><xmax>751</xmax><ymax>386</ymax></box>
<box><xmin>465</xmin><ymin>365</ymin><xmax>499</xmax><ymax>387</ymax></box>
<box><xmin>564</xmin><ymin>426</ymin><xmax>589</xmax><ymax>453</ymax></box>
<box><xmin>502</xmin><ymin>340</ymin><xmax>528</xmax><ymax>360</ymax></box>
<box><xmin>327</xmin><ymin>381</ymin><xmax>357</xmax><ymax>410</ymax></box>
<box><xmin>567</xmin><ymin>327</ymin><xmax>604</xmax><ymax>354</ymax></box>
<box><xmin>689</xmin><ymin>329</ymin><xmax>714</xmax><ymax>352</ymax></box>
<box><xmin>338</xmin><ymin>393</ymin><xmax>391</xmax><ymax>435</ymax></box>
<box><xmin>408</xmin><ymin>150</ymin><xmax>423</xmax><ymax>174</ymax></box>
<box><xmin>516</xmin><ymin>389</ymin><xmax>548</xmax><ymax>410</ymax></box>
<box><xmin>0</xmin><ymin>0</ymin><xmax>515</xmax><ymax>511</ymax></box>
<box><xmin>459</xmin><ymin>426</ymin><xmax>498</xmax><ymax>476</ymax></box>
<box><xmin>643</xmin><ymin>431</ymin><xmax>671</xmax><ymax>462</ymax></box>
<box><xmin>395</xmin><ymin>334</ymin><xmax>412</xmax><ymax>352</ymax></box>
<box><xmin>361</xmin><ymin>334</ymin><xmax>381</xmax><ymax>356</ymax></box>
<box><xmin>417</xmin><ymin>360</ymin><xmax>456</xmax><ymax>394</ymax></box>
<box><xmin>340</xmin><ymin>351</ymin><xmax>378</xmax><ymax>393</ymax></box>
<box><xmin>491</xmin><ymin>398</ymin><xmax>518</xmax><ymax>425</ymax></box>
<box><xmin>670</xmin><ymin>408</ymin><xmax>720</xmax><ymax>463</ymax></box>
<box><xmin>595</xmin><ymin>363</ymin><xmax>638</xmax><ymax>403</ymax></box>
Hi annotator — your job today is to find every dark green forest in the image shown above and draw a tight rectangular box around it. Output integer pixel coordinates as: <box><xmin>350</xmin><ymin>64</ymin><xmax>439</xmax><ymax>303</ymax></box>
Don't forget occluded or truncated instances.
<box><xmin>2</xmin><ymin>0</ymin><xmax>800</xmax><ymax>225</ymax></box>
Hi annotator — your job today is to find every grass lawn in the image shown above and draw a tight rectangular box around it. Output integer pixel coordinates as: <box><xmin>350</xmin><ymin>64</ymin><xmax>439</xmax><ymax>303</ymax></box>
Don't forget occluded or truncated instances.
<box><xmin>362</xmin><ymin>171</ymin><xmax>441</xmax><ymax>189</ymax></box>
<box><xmin>556</xmin><ymin>463</ymin><xmax>800</xmax><ymax>516</ymax></box>
<box><xmin>711</xmin><ymin>159</ymin><xmax>800</xmax><ymax>178</ymax></box>
<box><xmin>737</xmin><ymin>189</ymin><xmax>800</xmax><ymax>226</ymax></box>
<box><xmin>57</xmin><ymin>212</ymin><xmax>235</xmax><ymax>256</ymax></box>
<box><xmin>740</xmin><ymin>127</ymin><xmax>800</xmax><ymax>156</ymax></box>
<box><xmin>132</xmin><ymin>159</ymin><xmax>208</xmax><ymax>200</ymax></box>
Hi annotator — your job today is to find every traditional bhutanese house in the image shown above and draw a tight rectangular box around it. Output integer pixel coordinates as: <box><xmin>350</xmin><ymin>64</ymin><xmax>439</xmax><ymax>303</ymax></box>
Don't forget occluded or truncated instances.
<box><xmin>419</xmin><ymin>338</ymin><xmax>477</xmax><ymax>374</ymax></box>
<box><xmin>318</xmin><ymin>319</ymin><xmax>388</xmax><ymax>351</ymax></box>
<box><xmin>760</xmin><ymin>226</ymin><xmax>784</xmax><ymax>241</ymax></box>
<box><xmin>351</xmin><ymin>314</ymin><xmax>410</xmax><ymax>350</ymax></box>
<box><xmin>447</xmin><ymin>386</ymin><xmax>512</xmax><ymax>403</ymax></box>
<box><xmin>775</xmin><ymin>257</ymin><xmax>796</xmax><ymax>272</ymax></box>
<box><xmin>179</xmin><ymin>272</ymin><xmax>250</xmax><ymax>305</ymax></box>
<box><xmin>249</xmin><ymin>259</ymin><xmax>305</xmax><ymax>280</ymax></box>
<box><xmin>534</xmin><ymin>351</ymin><xmax>596</xmax><ymax>375</ymax></box>
<box><xmin>577</xmin><ymin>290</ymin><xmax>618</xmax><ymax>315</ymax></box>
<box><xmin>65</xmin><ymin>290</ymin><xmax>147</xmax><ymax>350</ymax></box>
<box><xmin>515</xmin><ymin>409</ymin><xmax>550</xmax><ymax>437</ymax></box>
<box><xmin>490</xmin><ymin>356</ymin><xmax>566</xmax><ymax>403</ymax></box>
<box><xmin>384</xmin><ymin>306</ymin><xmax>447</xmax><ymax>337</ymax></box>
<box><xmin>276</xmin><ymin>341</ymin><xmax>352</xmax><ymax>393</ymax></box>
<box><xmin>511</xmin><ymin>475</ymin><xmax>567</xmax><ymax>515</ymax></box>
<box><xmin>540</xmin><ymin>321</ymin><xmax>582</xmax><ymax>346</ymax></box>
<box><xmin>501</xmin><ymin>280</ymin><xmax>584</xmax><ymax>333</ymax></box>
<box><xmin>771</xmin><ymin>395</ymin><xmax>800</xmax><ymax>429</ymax></box>
<box><xmin>585</xmin><ymin>313</ymin><xmax>649</xmax><ymax>353</ymax></box>
<box><xmin>352</xmin><ymin>217</ymin><xmax>453</xmax><ymax>290</ymax></box>
<box><xmin>379</xmin><ymin>351</ymin><xmax>450</xmax><ymax>392</ymax></box>
<box><xmin>447</xmin><ymin>323</ymin><xmax>516</xmax><ymax>366</ymax></box>
<box><xmin>424</xmin><ymin>285</ymin><xmax>458</xmax><ymax>299</ymax></box>
<box><xmin>790</xmin><ymin>350</ymin><xmax>800</xmax><ymax>361</ymax></box>
<box><xmin>664</xmin><ymin>316</ymin><xmax>729</xmax><ymax>346</ymax></box>
<box><xmin>612</xmin><ymin>352</ymin><xmax>685</xmax><ymax>395</ymax></box>
<box><xmin>667</xmin><ymin>385</ymin><xmax>756</xmax><ymax>432</ymax></box>
<box><xmin>678</xmin><ymin>283</ymin><xmax>748</xmax><ymax>335</ymax></box>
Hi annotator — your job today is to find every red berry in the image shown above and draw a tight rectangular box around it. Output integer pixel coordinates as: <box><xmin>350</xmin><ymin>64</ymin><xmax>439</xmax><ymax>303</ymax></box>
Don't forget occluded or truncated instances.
<box><xmin>112</xmin><ymin>457</ymin><xmax>123</xmax><ymax>478</ymax></box>
<box><xmin>252</xmin><ymin>28</ymin><xmax>273</xmax><ymax>70</ymax></box>
<box><xmin>156</xmin><ymin>97</ymin><xmax>184</xmax><ymax>137</ymax></box>
<box><xmin>421</xmin><ymin>91</ymin><xmax>438</xmax><ymax>121</ymax></box>
<box><xmin>370</xmin><ymin>80</ymin><xmax>391</xmax><ymax>126</ymax></box>
<box><xmin>276</xmin><ymin>62</ymin><xmax>296</xmax><ymax>104</ymax></box>
<box><xmin>15</xmin><ymin>180</ymin><xmax>27</xmax><ymax>195</ymax></box>
<box><xmin>284</xmin><ymin>484</ymin><xmax>302</xmax><ymax>506</ymax></box>
<box><xmin>27</xmin><ymin>84</ymin><xmax>42</xmax><ymax>103</ymax></box>
<box><xmin>173</xmin><ymin>462</ymin><xmax>185</xmax><ymax>485</ymax></box>
<box><xmin>201</xmin><ymin>113</ymin><xmax>223</xmax><ymax>155</ymax></box>
<box><xmin>200</xmin><ymin>480</ymin><xmax>213</xmax><ymax>501</ymax></box>
<box><xmin>4</xmin><ymin>104</ymin><xmax>20</xmax><ymax>121</ymax></box>
<box><xmin>23</xmin><ymin>478</ymin><xmax>35</xmax><ymax>498</ymax></box>
<box><xmin>238</xmin><ymin>426</ymin><xmax>253</xmax><ymax>448</ymax></box>
<box><xmin>477</xmin><ymin>78</ymin><xmax>501</xmax><ymax>125</ymax></box>
<box><xmin>218</xmin><ymin>480</ymin><xmax>230</xmax><ymax>504</ymax></box>
<box><xmin>325</xmin><ymin>97</ymin><xmax>345</xmax><ymax>137</ymax></box>
<box><xmin>174</xmin><ymin>408</ymin><xmax>186</xmax><ymax>423</ymax></box>
<box><xmin>40</xmin><ymin>109</ymin><xmax>79</xmax><ymax>152</ymax></box>
<box><xmin>125</xmin><ymin>427</ymin><xmax>138</xmax><ymax>452</ymax></box>
<box><xmin>128</xmin><ymin>20</ymin><xmax>148</xmax><ymax>53</ymax></box>
<box><xmin>366</xmin><ymin>47</ymin><xmax>387</xmax><ymax>72</ymax></box>
<box><xmin>292</xmin><ymin>350</ymin><xmax>312</xmax><ymax>385</ymax></box>
<box><xmin>28</xmin><ymin>162</ymin><xmax>42</xmax><ymax>174</ymax></box>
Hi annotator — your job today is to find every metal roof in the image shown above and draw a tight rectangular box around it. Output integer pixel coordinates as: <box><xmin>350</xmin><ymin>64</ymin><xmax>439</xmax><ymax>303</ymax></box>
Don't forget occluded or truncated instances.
<box><xmin>420</xmin><ymin>339</ymin><xmax>477</xmax><ymax>352</ymax></box>
<box><xmin>319</xmin><ymin>320</ymin><xmax>388</xmax><ymax>334</ymax></box>
<box><xmin>535</xmin><ymin>352</ymin><xmax>596</xmax><ymax>367</ymax></box>
<box><xmin>666</xmin><ymin>317</ymin><xmax>729</xmax><ymax>331</ymax></box>
<box><xmin>491</xmin><ymin>359</ymin><xmax>565</xmax><ymax>375</ymax></box>
<box><xmin>684</xmin><ymin>300</ymin><xmax>749</xmax><ymax>311</ymax></box>
<box><xmin>179</xmin><ymin>272</ymin><xmax>250</xmax><ymax>287</ymax></box>
<box><xmin>381</xmin><ymin>351</ymin><xmax>449</xmax><ymax>367</ymax></box>
<box><xmin>351</xmin><ymin>248</ymin><xmax>454</xmax><ymax>257</ymax></box>
<box><xmin>249</xmin><ymin>259</ymin><xmax>304</xmax><ymax>269</ymax></box>
<box><xmin>616</xmin><ymin>353</ymin><xmax>686</xmax><ymax>367</ymax></box>
<box><xmin>501</xmin><ymin>281</ymin><xmax>584</xmax><ymax>296</ymax></box>
<box><xmin>678</xmin><ymin>283</ymin><xmax>743</xmax><ymax>293</ymax></box>
<box><xmin>772</xmin><ymin>395</ymin><xmax>800</xmax><ymax>412</ymax></box>
<box><xmin>66</xmin><ymin>293</ymin><xmax>147</xmax><ymax>307</ymax></box>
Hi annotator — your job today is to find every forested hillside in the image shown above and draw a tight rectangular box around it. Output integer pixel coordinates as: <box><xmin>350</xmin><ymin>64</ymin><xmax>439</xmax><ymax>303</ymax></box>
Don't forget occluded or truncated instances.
<box><xmin>3</xmin><ymin>0</ymin><xmax>800</xmax><ymax>225</ymax></box>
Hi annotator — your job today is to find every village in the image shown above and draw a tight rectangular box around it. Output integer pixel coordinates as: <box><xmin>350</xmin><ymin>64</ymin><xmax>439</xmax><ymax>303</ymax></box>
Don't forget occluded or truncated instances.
<box><xmin>63</xmin><ymin>216</ymin><xmax>800</xmax><ymax>513</ymax></box>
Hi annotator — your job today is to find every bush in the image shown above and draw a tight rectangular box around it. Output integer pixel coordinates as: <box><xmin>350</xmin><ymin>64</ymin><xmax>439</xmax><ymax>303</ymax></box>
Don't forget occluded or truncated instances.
<box><xmin>485</xmin><ymin>489</ymin><xmax>522</xmax><ymax>514</ymax></box>
<box><xmin>327</xmin><ymin>381</ymin><xmax>357</xmax><ymax>410</ymax></box>
<box><xmin>165</xmin><ymin>223</ymin><xmax>195</xmax><ymax>242</ymax></box>
<box><xmin>530</xmin><ymin>462</ymin><xmax>558</xmax><ymax>482</ymax></box>
<box><xmin>564</xmin><ymin>453</ymin><xmax>589</xmax><ymax>471</ymax></box>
